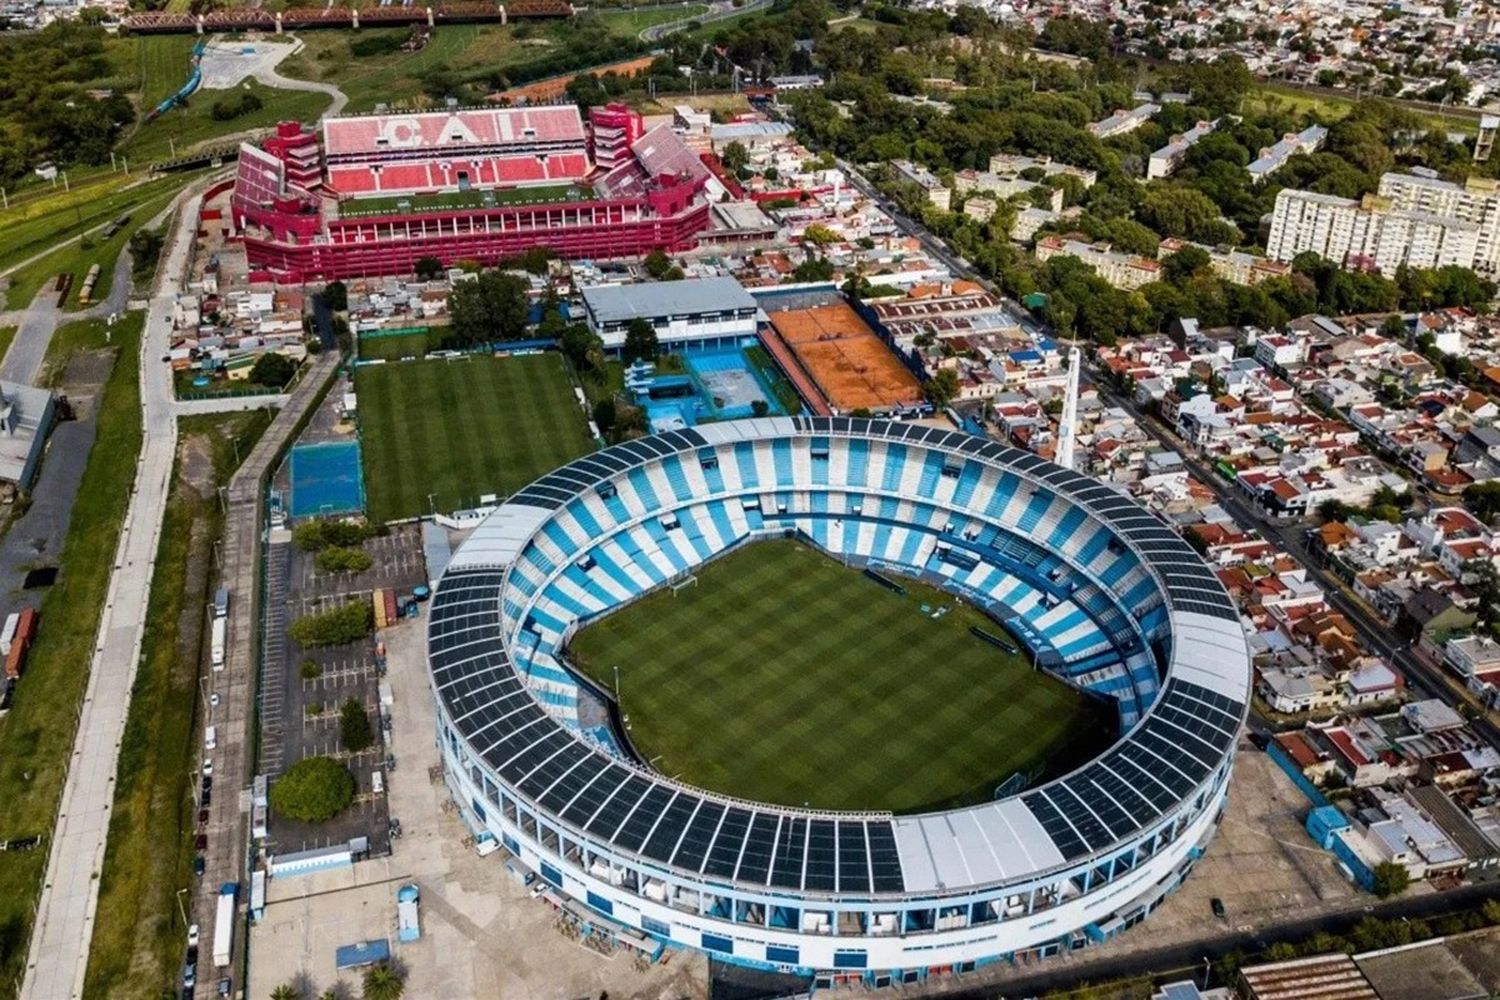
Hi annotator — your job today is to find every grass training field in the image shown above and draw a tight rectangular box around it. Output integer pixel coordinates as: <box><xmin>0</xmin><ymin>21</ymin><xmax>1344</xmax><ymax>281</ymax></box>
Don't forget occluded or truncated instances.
<box><xmin>567</xmin><ymin>540</ymin><xmax>1114</xmax><ymax>814</ymax></box>
<box><xmin>355</xmin><ymin>352</ymin><xmax>596</xmax><ymax>522</ymax></box>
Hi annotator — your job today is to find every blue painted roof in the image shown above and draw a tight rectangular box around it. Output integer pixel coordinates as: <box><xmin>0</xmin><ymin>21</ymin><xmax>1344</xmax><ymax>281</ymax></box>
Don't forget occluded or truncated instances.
<box><xmin>335</xmin><ymin>939</ymin><xmax>391</xmax><ymax>970</ymax></box>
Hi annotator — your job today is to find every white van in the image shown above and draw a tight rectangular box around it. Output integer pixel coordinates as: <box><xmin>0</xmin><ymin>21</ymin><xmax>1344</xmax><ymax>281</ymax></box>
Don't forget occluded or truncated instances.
<box><xmin>204</xmin><ymin>726</ymin><xmax>217</xmax><ymax>751</ymax></box>
<box><xmin>371</xmin><ymin>770</ymin><xmax>384</xmax><ymax>795</ymax></box>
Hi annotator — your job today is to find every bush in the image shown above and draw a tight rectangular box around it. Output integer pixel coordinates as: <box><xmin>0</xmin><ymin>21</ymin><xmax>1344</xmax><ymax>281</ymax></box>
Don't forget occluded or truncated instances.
<box><xmin>316</xmin><ymin>546</ymin><xmax>373</xmax><ymax>574</ymax></box>
<box><xmin>209</xmin><ymin>91</ymin><xmax>264</xmax><ymax>122</ymax></box>
<box><xmin>249</xmin><ymin>352</ymin><xmax>296</xmax><ymax>388</ymax></box>
<box><xmin>269</xmin><ymin>756</ymin><xmax>354</xmax><ymax>822</ymax></box>
<box><xmin>1372</xmin><ymin>861</ymin><xmax>1410</xmax><ymax>898</ymax></box>
<box><xmin>299</xmin><ymin>658</ymin><xmax>322</xmax><ymax>680</ymax></box>
<box><xmin>340</xmin><ymin>697</ymin><xmax>374</xmax><ymax>754</ymax></box>
<box><xmin>305</xmin><ymin>701</ymin><xmax>324</xmax><ymax>716</ymax></box>
<box><xmin>288</xmin><ymin>601</ymin><xmax>371</xmax><ymax>648</ymax></box>
<box><xmin>293</xmin><ymin>518</ymin><xmax>376</xmax><ymax>552</ymax></box>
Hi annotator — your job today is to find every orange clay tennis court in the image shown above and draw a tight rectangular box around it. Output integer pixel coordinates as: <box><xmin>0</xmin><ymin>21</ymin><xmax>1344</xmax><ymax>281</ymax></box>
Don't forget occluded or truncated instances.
<box><xmin>766</xmin><ymin>302</ymin><xmax>923</xmax><ymax>413</ymax></box>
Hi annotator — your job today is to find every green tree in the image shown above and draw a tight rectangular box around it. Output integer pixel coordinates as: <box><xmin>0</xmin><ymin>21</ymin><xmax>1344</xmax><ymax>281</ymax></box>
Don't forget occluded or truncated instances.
<box><xmin>1464</xmin><ymin>481</ymin><xmax>1500</xmax><ymax>523</ymax></box>
<box><xmin>361</xmin><ymin>963</ymin><xmax>405</xmax><ymax>1000</ymax></box>
<box><xmin>340</xmin><ymin>697</ymin><xmax>374</xmax><ymax>754</ymax></box>
<box><xmin>751</xmin><ymin>399</ymin><xmax>770</xmax><ymax>417</ymax></box>
<box><xmin>622</xmin><ymin>317</ymin><xmax>659</xmax><ymax>364</ymax></box>
<box><xmin>923</xmin><ymin>368</ymin><xmax>960</xmax><ymax>408</ymax></box>
<box><xmin>448</xmin><ymin>270</ymin><xmax>530</xmax><ymax>346</ymax></box>
<box><xmin>324</xmin><ymin>280</ymin><xmax>348</xmax><ymax>312</ymax></box>
<box><xmin>269</xmin><ymin>756</ymin><xmax>355</xmax><ymax>823</ymax></box>
<box><xmin>643</xmin><ymin>249</ymin><xmax>674</xmax><ymax>280</ymax></box>
<box><xmin>249</xmin><ymin>353</ymin><xmax>297</xmax><ymax>389</ymax></box>
<box><xmin>560</xmin><ymin>323</ymin><xmax>602</xmax><ymax>372</ymax></box>
<box><xmin>414</xmin><ymin>256</ymin><xmax>444</xmax><ymax>280</ymax></box>
<box><xmin>802</xmin><ymin>223</ymin><xmax>840</xmax><ymax>247</ymax></box>
<box><xmin>1371</xmin><ymin>861</ymin><xmax>1410</xmax><ymax>899</ymax></box>
<box><xmin>271</xmin><ymin>985</ymin><xmax>301</xmax><ymax>1000</ymax></box>
<box><xmin>721</xmin><ymin>139</ymin><xmax>750</xmax><ymax>176</ymax></box>
<box><xmin>288</xmin><ymin>601</ymin><xmax>372</xmax><ymax>648</ymax></box>
<box><xmin>316</xmin><ymin>546</ymin><xmax>373</xmax><ymax>574</ymax></box>
<box><xmin>592</xmin><ymin>398</ymin><xmax>616</xmax><ymax>436</ymax></box>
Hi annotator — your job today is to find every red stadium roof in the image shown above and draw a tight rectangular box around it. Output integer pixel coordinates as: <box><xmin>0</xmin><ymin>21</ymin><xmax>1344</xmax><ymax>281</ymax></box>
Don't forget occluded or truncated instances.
<box><xmin>322</xmin><ymin>107</ymin><xmax>586</xmax><ymax>158</ymax></box>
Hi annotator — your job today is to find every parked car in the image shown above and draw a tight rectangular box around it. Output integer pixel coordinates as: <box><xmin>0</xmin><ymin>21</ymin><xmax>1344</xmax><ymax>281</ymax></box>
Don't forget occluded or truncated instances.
<box><xmin>198</xmin><ymin>808</ymin><xmax>209</xmax><ymax>826</ymax></box>
<box><xmin>217</xmin><ymin>977</ymin><xmax>232</xmax><ymax>996</ymax></box>
<box><xmin>193</xmin><ymin>856</ymin><xmax>205</xmax><ymax>877</ymax></box>
<box><xmin>182</xmin><ymin>962</ymin><xmax>196</xmax><ymax>988</ymax></box>
<box><xmin>187</xmin><ymin>924</ymin><xmax>199</xmax><ymax>949</ymax></box>
<box><xmin>1211</xmin><ymin>897</ymin><xmax>1226</xmax><ymax>919</ymax></box>
<box><xmin>202</xmin><ymin>758</ymin><xmax>213</xmax><ymax>777</ymax></box>
<box><xmin>194</xmin><ymin>833</ymin><xmax>208</xmax><ymax>851</ymax></box>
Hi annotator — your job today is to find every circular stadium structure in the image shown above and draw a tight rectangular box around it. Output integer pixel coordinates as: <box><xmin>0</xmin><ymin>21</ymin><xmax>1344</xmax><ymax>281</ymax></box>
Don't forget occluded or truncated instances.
<box><xmin>427</xmin><ymin>417</ymin><xmax>1250</xmax><ymax>981</ymax></box>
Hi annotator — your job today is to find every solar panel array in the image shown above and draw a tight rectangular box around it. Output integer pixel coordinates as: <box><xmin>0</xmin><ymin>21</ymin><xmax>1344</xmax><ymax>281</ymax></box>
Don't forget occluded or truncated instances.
<box><xmin>430</xmin><ymin>418</ymin><xmax>1247</xmax><ymax>898</ymax></box>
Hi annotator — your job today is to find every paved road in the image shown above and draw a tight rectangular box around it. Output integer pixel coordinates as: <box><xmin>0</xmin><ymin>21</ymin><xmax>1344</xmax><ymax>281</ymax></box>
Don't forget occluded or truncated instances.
<box><xmin>639</xmin><ymin>0</ymin><xmax>771</xmax><ymax>42</ymax></box>
<box><xmin>19</xmin><ymin>175</ymin><xmax>261</xmax><ymax>1000</ymax></box>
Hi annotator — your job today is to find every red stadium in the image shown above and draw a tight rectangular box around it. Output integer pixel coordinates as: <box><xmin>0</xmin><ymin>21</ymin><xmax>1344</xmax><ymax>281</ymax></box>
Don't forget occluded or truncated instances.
<box><xmin>230</xmin><ymin>106</ymin><xmax>727</xmax><ymax>282</ymax></box>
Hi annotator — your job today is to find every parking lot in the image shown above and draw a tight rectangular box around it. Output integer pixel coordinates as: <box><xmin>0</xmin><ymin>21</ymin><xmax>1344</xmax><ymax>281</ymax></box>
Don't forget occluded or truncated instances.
<box><xmin>259</xmin><ymin>523</ymin><xmax>429</xmax><ymax>858</ymax></box>
<box><xmin>249</xmin><ymin>616</ymin><xmax>710</xmax><ymax>1000</ymax></box>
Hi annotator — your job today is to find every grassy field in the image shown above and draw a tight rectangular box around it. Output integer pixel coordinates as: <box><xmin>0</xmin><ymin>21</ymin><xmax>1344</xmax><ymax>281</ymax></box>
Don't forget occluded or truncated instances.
<box><xmin>0</xmin><ymin>328</ymin><xmax>14</xmax><ymax>368</ymax></box>
<box><xmin>567</xmin><ymin>540</ymin><xmax>1114</xmax><ymax>813</ymax></box>
<box><xmin>278</xmin><ymin>10</ymin><xmax>691</xmax><ymax>112</ymax></box>
<box><xmin>356</xmin><ymin>327</ymin><xmax>459</xmax><ymax>362</ymax></box>
<box><xmin>84</xmin><ymin>410</ymin><xmax>271</xmax><ymax>1000</ymax></box>
<box><xmin>1247</xmin><ymin>82</ymin><xmax>1480</xmax><ymax>135</ymax></box>
<box><xmin>0</xmin><ymin>174</ymin><xmax>190</xmax><ymax>278</ymax></box>
<box><xmin>3</xmin><ymin>186</ymin><xmax>180</xmax><ymax>311</ymax></box>
<box><xmin>0</xmin><ymin>313</ymin><xmax>144</xmax><ymax>999</ymax></box>
<box><xmin>355</xmin><ymin>352</ymin><xmax>596</xmax><ymax>521</ymax></box>
<box><xmin>121</xmin><ymin>80</ymin><xmax>333</xmax><ymax>163</ymax></box>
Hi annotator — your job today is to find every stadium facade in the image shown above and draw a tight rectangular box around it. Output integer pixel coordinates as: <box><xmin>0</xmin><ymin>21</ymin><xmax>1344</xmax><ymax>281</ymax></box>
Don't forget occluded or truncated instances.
<box><xmin>427</xmin><ymin>418</ymin><xmax>1249</xmax><ymax>981</ymax></box>
<box><xmin>230</xmin><ymin>107</ymin><xmax>722</xmax><ymax>282</ymax></box>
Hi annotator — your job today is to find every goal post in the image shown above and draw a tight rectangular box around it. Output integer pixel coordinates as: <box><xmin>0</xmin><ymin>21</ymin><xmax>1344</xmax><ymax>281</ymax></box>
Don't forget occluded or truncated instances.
<box><xmin>670</xmin><ymin>575</ymin><xmax>698</xmax><ymax>596</ymax></box>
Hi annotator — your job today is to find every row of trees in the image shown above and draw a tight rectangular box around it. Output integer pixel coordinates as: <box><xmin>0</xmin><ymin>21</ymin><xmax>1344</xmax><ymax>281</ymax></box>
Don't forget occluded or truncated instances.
<box><xmin>288</xmin><ymin>601</ymin><xmax>372</xmax><ymax>648</ymax></box>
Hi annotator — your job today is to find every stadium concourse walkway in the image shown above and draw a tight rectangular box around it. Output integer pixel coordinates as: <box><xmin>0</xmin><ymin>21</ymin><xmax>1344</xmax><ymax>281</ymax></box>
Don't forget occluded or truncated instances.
<box><xmin>756</xmin><ymin>328</ymin><xmax>832</xmax><ymax>416</ymax></box>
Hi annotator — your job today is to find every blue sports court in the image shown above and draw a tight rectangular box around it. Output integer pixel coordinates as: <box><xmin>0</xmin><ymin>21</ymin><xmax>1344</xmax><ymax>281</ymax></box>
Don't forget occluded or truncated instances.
<box><xmin>288</xmin><ymin>440</ymin><xmax>367</xmax><ymax>518</ymax></box>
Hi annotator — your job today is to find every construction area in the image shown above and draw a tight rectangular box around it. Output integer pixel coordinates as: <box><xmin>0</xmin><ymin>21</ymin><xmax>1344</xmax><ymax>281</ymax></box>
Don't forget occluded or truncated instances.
<box><xmin>763</xmin><ymin>300</ymin><xmax>923</xmax><ymax>415</ymax></box>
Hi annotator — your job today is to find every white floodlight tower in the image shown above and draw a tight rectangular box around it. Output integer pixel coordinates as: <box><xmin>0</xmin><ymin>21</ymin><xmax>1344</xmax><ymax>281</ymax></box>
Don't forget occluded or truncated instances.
<box><xmin>1056</xmin><ymin>346</ymin><xmax>1081</xmax><ymax>470</ymax></box>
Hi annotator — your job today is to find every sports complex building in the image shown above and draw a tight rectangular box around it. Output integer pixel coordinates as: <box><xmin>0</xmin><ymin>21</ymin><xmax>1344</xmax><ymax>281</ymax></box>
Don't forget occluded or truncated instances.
<box><xmin>426</xmin><ymin>417</ymin><xmax>1250</xmax><ymax>983</ymax></box>
<box><xmin>230</xmin><ymin>105</ymin><xmax>733</xmax><ymax>281</ymax></box>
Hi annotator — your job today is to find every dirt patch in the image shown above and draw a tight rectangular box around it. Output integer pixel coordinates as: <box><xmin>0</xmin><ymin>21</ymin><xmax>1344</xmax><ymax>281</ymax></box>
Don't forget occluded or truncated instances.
<box><xmin>55</xmin><ymin>348</ymin><xmax>118</xmax><ymax>418</ymax></box>
<box><xmin>177</xmin><ymin>432</ymin><xmax>218</xmax><ymax>500</ymax></box>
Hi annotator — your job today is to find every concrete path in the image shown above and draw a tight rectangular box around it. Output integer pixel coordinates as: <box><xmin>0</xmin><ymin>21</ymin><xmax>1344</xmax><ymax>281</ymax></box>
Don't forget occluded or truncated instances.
<box><xmin>255</xmin><ymin>37</ymin><xmax>348</xmax><ymax>118</ymax></box>
<box><xmin>19</xmin><ymin>177</ymin><xmax>254</xmax><ymax>1000</ymax></box>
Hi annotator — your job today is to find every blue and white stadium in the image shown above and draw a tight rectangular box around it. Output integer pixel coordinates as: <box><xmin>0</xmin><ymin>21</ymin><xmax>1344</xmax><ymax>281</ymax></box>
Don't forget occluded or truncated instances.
<box><xmin>426</xmin><ymin>417</ymin><xmax>1250</xmax><ymax>981</ymax></box>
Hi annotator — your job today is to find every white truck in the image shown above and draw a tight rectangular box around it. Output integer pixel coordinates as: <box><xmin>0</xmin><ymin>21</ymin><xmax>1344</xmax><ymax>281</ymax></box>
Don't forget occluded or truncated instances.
<box><xmin>212</xmin><ymin>883</ymin><xmax>237</xmax><ymax>968</ymax></box>
<box><xmin>211</xmin><ymin>617</ymin><xmax>226</xmax><ymax>671</ymax></box>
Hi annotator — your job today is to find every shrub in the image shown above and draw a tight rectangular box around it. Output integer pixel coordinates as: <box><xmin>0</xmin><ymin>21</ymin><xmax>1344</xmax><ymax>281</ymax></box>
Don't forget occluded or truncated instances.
<box><xmin>269</xmin><ymin>756</ymin><xmax>354</xmax><ymax>822</ymax></box>
<box><xmin>1372</xmin><ymin>861</ymin><xmax>1410</xmax><ymax>899</ymax></box>
<box><xmin>299</xmin><ymin>658</ymin><xmax>323</xmax><ymax>680</ymax></box>
<box><xmin>293</xmin><ymin>518</ymin><xmax>376</xmax><ymax>552</ymax></box>
<box><xmin>288</xmin><ymin>601</ymin><xmax>371</xmax><ymax>648</ymax></box>
<box><xmin>316</xmin><ymin>546</ymin><xmax>373</xmax><ymax>574</ymax></box>
<box><xmin>340</xmin><ymin>697</ymin><xmax>374</xmax><ymax>753</ymax></box>
<box><xmin>304</xmin><ymin>701</ymin><xmax>324</xmax><ymax>716</ymax></box>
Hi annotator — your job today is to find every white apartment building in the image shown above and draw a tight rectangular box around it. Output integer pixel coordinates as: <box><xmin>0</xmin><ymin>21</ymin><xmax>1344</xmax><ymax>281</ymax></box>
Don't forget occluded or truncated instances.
<box><xmin>1035</xmin><ymin>236</ymin><xmax>1162</xmax><ymax>289</ymax></box>
<box><xmin>1248</xmin><ymin>125</ymin><xmax>1329</xmax><ymax>182</ymax></box>
<box><xmin>891</xmin><ymin>159</ymin><xmax>950</xmax><ymax>211</ymax></box>
<box><xmin>1378</xmin><ymin>171</ymin><xmax>1500</xmax><ymax>275</ymax></box>
<box><xmin>1088</xmin><ymin>103</ymin><xmax>1161</xmax><ymax>139</ymax></box>
<box><xmin>1147</xmin><ymin>119</ymin><xmax>1219</xmax><ymax>180</ymax></box>
<box><xmin>1266</xmin><ymin>188</ymin><xmax>1485</xmax><ymax>275</ymax></box>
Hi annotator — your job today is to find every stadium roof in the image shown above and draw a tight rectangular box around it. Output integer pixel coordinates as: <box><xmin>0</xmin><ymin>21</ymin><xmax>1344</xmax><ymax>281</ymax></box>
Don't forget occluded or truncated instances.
<box><xmin>321</xmin><ymin>107</ymin><xmax>586</xmax><ymax>158</ymax></box>
<box><xmin>580</xmin><ymin>277</ymin><xmax>757</xmax><ymax>326</ymax></box>
<box><xmin>431</xmin><ymin>418</ymin><xmax>1249</xmax><ymax>898</ymax></box>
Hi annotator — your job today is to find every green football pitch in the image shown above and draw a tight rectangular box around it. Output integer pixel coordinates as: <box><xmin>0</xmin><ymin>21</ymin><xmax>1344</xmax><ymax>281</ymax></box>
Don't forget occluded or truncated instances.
<box><xmin>355</xmin><ymin>353</ymin><xmax>596</xmax><ymax>522</ymax></box>
<box><xmin>566</xmin><ymin>539</ymin><xmax>1115</xmax><ymax>814</ymax></box>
